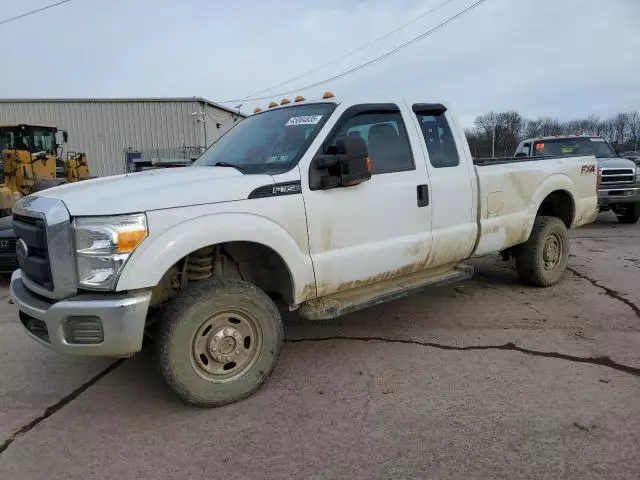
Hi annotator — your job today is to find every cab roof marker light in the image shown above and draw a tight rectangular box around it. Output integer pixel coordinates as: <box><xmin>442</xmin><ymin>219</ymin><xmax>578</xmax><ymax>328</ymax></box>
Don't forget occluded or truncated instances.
<box><xmin>254</xmin><ymin>107</ymin><xmax>262</xmax><ymax>113</ymax></box>
<box><xmin>294</xmin><ymin>95</ymin><xmax>305</xmax><ymax>102</ymax></box>
<box><xmin>322</xmin><ymin>91</ymin><xmax>335</xmax><ymax>99</ymax></box>
<box><xmin>280</xmin><ymin>98</ymin><xmax>291</xmax><ymax>105</ymax></box>
<box><xmin>268</xmin><ymin>101</ymin><xmax>278</xmax><ymax>108</ymax></box>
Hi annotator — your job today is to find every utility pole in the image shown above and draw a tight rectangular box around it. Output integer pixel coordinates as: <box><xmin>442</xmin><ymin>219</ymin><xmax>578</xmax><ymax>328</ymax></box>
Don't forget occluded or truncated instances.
<box><xmin>192</xmin><ymin>110</ymin><xmax>208</xmax><ymax>148</ymax></box>
<box><xmin>492</xmin><ymin>124</ymin><xmax>501</xmax><ymax>158</ymax></box>
<box><xmin>492</xmin><ymin>124</ymin><xmax>496</xmax><ymax>158</ymax></box>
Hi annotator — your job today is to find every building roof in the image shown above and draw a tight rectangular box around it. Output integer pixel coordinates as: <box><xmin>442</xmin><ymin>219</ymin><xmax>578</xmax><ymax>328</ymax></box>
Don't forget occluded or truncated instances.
<box><xmin>0</xmin><ymin>124</ymin><xmax>58</xmax><ymax>130</ymax></box>
<box><xmin>0</xmin><ymin>97</ymin><xmax>246</xmax><ymax>117</ymax></box>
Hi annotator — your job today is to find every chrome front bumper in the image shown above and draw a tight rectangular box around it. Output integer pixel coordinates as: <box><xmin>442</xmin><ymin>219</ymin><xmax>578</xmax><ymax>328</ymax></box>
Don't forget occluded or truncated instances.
<box><xmin>598</xmin><ymin>187</ymin><xmax>640</xmax><ymax>206</ymax></box>
<box><xmin>10</xmin><ymin>270</ymin><xmax>151</xmax><ymax>357</ymax></box>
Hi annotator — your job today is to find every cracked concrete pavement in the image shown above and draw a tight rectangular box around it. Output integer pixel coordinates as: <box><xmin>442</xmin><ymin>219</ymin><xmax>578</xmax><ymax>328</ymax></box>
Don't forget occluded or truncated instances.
<box><xmin>0</xmin><ymin>213</ymin><xmax>639</xmax><ymax>479</ymax></box>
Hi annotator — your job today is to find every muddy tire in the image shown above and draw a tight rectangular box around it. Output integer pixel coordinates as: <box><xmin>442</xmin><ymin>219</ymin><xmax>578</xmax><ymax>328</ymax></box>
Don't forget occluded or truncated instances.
<box><xmin>515</xmin><ymin>216</ymin><xmax>569</xmax><ymax>287</ymax></box>
<box><xmin>157</xmin><ymin>277</ymin><xmax>283</xmax><ymax>407</ymax></box>
<box><xmin>616</xmin><ymin>203</ymin><xmax>640</xmax><ymax>224</ymax></box>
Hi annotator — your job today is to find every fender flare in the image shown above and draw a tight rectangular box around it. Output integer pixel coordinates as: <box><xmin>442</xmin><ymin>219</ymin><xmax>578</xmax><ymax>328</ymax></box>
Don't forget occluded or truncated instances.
<box><xmin>526</xmin><ymin>174</ymin><xmax>576</xmax><ymax>236</ymax></box>
<box><xmin>116</xmin><ymin>212</ymin><xmax>316</xmax><ymax>304</ymax></box>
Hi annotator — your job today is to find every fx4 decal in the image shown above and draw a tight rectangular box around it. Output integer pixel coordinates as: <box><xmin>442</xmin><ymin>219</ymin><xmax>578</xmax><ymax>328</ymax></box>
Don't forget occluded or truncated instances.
<box><xmin>581</xmin><ymin>164</ymin><xmax>596</xmax><ymax>175</ymax></box>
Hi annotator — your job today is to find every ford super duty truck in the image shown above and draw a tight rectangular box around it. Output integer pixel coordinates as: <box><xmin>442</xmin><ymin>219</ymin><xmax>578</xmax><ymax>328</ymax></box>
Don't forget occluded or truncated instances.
<box><xmin>515</xmin><ymin>135</ymin><xmax>640</xmax><ymax>224</ymax></box>
<box><xmin>10</xmin><ymin>95</ymin><xmax>598</xmax><ymax>406</ymax></box>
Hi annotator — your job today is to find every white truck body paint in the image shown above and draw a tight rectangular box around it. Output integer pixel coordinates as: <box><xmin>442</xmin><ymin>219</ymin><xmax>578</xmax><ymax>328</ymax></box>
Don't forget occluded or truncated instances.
<box><xmin>36</xmin><ymin>166</ymin><xmax>267</xmax><ymax>216</ymax></box>
<box><xmin>25</xmin><ymin>96</ymin><xmax>598</xmax><ymax>307</ymax></box>
<box><xmin>299</xmin><ymin>100</ymin><xmax>435</xmax><ymax>297</ymax></box>
<box><xmin>116</xmin><ymin>194</ymin><xmax>317</xmax><ymax>304</ymax></box>
<box><xmin>473</xmin><ymin>156</ymin><xmax>598</xmax><ymax>256</ymax></box>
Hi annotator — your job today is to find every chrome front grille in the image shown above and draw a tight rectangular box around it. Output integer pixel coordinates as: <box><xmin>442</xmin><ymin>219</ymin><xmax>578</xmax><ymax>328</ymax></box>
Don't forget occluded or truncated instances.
<box><xmin>12</xmin><ymin>196</ymin><xmax>78</xmax><ymax>300</ymax></box>
<box><xmin>600</xmin><ymin>168</ymin><xmax>635</xmax><ymax>184</ymax></box>
<box><xmin>13</xmin><ymin>213</ymin><xmax>53</xmax><ymax>289</ymax></box>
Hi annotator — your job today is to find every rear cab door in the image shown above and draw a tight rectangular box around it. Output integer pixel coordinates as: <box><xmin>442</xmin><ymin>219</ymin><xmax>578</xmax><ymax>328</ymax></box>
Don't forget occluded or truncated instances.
<box><xmin>409</xmin><ymin>104</ymin><xmax>478</xmax><ymax>268</ymax></box>
<box><xmin>299</xmin><ymin>100</ymin><xmax>434</xmax><ymax>297</ymax></box>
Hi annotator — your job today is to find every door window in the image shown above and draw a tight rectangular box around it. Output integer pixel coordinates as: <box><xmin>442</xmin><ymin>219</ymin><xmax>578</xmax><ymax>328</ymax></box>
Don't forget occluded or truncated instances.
<box><xmin>326</xmin><ymin>109</ymin><xmax>414</xmax><ymax>174</ymax></box>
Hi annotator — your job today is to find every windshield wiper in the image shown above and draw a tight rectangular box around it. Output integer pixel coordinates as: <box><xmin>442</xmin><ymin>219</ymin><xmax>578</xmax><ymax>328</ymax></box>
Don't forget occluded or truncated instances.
<box><xmin>212</xmin><ymin>161</ymin><xmax>247</xmax><ymax>173</ymax></box>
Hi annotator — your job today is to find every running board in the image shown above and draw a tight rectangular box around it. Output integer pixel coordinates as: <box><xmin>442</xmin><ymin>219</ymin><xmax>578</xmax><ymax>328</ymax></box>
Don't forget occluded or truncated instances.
<box><xmin>299</xmin><ymin>263</ymin><xmax>474</xmax><ymax>320</ymax></box>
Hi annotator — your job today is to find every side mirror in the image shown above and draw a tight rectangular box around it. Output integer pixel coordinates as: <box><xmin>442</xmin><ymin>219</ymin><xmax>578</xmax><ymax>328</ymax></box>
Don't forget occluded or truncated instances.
<box><xmin>312</xmin><ymin>136</ymin><xmax>372</xmax><ymax>189</ymax></box>
<box><xmin>62</xmin><ymin>131</ymin><xmax>68</xmax><ymax>143</ymax></box>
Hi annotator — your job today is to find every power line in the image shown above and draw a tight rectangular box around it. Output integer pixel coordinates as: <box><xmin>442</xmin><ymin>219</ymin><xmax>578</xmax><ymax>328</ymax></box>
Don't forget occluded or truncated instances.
<box><xmin>217</xmin><ymin>0</ymin><xmax>491</xmax><ymax>104</ymax></box>
<box><xmin>240</xmin><ymin>0</ymin><xmax>458</xmax><ymax>100</ymax></box>
<box><xmin>0</xmin><ymin>0</ymin><xmax>72</xmax><ymax>27</ymax></box>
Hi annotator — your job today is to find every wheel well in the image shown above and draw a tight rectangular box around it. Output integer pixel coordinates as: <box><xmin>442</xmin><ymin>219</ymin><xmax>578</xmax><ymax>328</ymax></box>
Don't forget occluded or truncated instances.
<box><xmin>150</xmin><ymin>242</ymin><xmax>295</xmax><ymax>307</ymax></box>
<box><xmin>536</xmin><ymin>190</ymin><xmax>574</xmax><ymax>228</ymax></box>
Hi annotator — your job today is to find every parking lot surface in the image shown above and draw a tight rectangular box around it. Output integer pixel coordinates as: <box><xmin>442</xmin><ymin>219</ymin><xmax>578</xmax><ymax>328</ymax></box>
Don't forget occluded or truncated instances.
<box><xmin>0</xmin><ymin>214</ymin><xmax>638</xmax><ymax>480</ymax></box>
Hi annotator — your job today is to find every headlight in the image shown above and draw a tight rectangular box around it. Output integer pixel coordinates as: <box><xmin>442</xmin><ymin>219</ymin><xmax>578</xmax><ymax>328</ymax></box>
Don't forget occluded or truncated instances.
<box><xmin>72</xmin><ymin>214</ymin><xmax>147</xmax><ymax>290</ymax></box>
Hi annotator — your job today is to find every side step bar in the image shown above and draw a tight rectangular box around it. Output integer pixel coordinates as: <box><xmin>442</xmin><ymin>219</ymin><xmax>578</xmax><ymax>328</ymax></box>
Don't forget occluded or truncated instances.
<box><xmin>299</xmin><ymin>263</ymin><xmax>474</xmax><ymax>320</ymax></box>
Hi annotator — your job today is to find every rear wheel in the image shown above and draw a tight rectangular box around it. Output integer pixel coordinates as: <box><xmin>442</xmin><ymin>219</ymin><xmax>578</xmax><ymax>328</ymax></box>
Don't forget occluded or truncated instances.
<box><xmin>616</xmin><ymin>203</ymin><xmax>640</xmax><ymax>224</ymax></box>
<box><xmin>157</xmin><ymin>277</ymin><xmax>283</xmax><ymax>407</ymax></box>
<box><xmin>516</xmin><ymin>216</ymin><xmax>569</xmax><ymax>287</ymax></box>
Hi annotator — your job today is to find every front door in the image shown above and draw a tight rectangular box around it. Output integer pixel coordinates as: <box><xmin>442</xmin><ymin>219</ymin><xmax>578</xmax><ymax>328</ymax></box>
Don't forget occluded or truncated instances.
<box><xmin>301</xmin><ymin>103</ymin><xmax>434</xmax><ymax>297</ymax></box>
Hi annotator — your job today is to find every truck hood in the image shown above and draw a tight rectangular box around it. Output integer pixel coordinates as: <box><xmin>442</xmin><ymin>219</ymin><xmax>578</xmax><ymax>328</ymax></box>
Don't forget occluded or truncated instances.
<box><xmin>35</xmin><ymin>166</ymin><xmax>274</xmax><ymax>216</ymax></box>
<box><xmin>597</xmin><ymin>157</ymin><xmax>637</xmax><ymax>169</ymax></box>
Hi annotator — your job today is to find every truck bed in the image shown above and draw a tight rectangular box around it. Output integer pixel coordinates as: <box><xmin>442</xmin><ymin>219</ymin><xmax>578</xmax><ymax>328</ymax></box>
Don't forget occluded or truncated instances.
<box><xmin>471</xmin><ymin>153</ymin><xmax>598</xmax><ymax>257</ymax></box>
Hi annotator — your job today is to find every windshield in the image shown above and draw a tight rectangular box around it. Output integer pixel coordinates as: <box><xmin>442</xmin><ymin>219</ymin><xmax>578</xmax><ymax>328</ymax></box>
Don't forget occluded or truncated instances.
<box><xmin>532</xmin><ymin>137</ymin><xmax>617</xmax><ymax>158</ymax></box>
<box><xmin>0</xmin><ymin>127</ymin><xmax>27</xmax><ymax>151</ymax></box>
<box><xmin>0</xmin><ymin>126</ymin><xmax>56</xmax><ymax>153</ymax></box>
<box><xmin>194</xmin><ymin>103</ymin><xmax>336</xmax><ymax>174</ymax></box>
<box><xmin>31</xmin><ymin>128</ymin><xmax>57</xmax><ymax>152</ymax></box>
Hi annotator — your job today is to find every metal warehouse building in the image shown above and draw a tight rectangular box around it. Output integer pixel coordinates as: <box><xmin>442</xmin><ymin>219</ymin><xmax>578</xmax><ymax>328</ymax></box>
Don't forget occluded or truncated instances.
<box><xmin>0</xmin><ymin>98</ymin><xmax>245</xmax><ymax>177</ymax></box>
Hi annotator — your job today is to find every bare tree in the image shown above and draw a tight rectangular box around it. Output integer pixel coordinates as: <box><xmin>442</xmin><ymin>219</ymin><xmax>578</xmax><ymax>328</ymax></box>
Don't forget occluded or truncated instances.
<box><xmin>466</xmin><ymin>110</ymin><xmax>640</xmax><ymax>158</ymax></box>
<box><xmin>473</xmin><ymin>111</ymin><xmax>524</xmax><ymax>157</ymax></box>
<box><xmin>626</xmin><ymin>111</ymin><xmax>640</xmax><ymax>151</ymax></box>
<box><xmin>609</xmin><ymin>113</ymin><xmax>629</xmax><ymax>149</ymax></box>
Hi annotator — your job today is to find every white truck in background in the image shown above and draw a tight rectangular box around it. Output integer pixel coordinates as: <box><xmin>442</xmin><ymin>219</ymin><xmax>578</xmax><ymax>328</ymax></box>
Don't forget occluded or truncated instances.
<box><xmin>10</xmin><ymin>94</ymin><xmax>598</xmax><ymax>406</ymax></box>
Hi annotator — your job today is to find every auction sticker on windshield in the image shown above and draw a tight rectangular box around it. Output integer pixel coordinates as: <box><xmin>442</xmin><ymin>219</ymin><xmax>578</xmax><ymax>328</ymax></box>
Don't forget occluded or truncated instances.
<box><xmin>590</xmin><ymin>138</ymin><xmax>605</xmax><ymax>142</ymax></box>
<box><xmin>267</xmin><ymin>155</ymin><xmax>289</xmax><ymax>163</ymax></box>
<box><xmin>285</xmin><ymin>115</ymin><xmax>323</xmax><ymax>126</ymax></box>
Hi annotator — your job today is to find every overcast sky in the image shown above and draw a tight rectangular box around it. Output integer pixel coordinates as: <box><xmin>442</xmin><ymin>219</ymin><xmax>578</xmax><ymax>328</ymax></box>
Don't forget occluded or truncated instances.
<box><xmin>1</xmin><ymin>0</ymin><xmax>638</xmax><ymax>126</ymax></box>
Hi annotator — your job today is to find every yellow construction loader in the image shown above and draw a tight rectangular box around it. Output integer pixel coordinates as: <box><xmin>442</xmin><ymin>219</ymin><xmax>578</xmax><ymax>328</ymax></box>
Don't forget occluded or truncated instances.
<box><xmin>0</xmin><ymin>124</ymin><xmax>90</xmax><ymax>216</ymax></box>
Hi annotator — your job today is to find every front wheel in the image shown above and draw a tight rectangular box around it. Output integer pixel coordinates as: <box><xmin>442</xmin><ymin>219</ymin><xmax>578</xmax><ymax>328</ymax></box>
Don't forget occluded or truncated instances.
<box><xmin>157</xmin><ymin>277</ymin><xmax>283</xmax><ymax>407</ymax></box>
<box><xmin>515</xmin><ymin>216</ymin><xmax>569</xmax><ymax>287</ymax></box>
<box><xmin>616</xmin><ymin>203</ymin><xmax>640</xmax><ymax>224</ymax></box>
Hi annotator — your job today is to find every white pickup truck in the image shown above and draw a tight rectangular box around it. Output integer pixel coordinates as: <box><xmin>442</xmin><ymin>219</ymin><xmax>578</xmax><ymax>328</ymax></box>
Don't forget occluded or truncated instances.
<box><xmin>10</xmin><ymin>94</ymin><xmax>598</xmax><ymax>406</ymax></box>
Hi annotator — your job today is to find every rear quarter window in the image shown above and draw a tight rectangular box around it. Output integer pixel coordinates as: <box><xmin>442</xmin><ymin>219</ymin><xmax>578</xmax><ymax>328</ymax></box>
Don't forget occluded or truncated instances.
<box><xmin>415</xmin><ymin>112</ymin><xmax>460</xmax><ymax>168</ymax></box>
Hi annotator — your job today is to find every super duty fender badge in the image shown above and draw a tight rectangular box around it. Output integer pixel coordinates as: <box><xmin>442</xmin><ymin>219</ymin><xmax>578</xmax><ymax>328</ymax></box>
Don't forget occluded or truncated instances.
<box><xmin>248</xmin><ymin>181</ymin><xmax>302</xmax><ymax>199</ymax></box>
<box><xmin>273</xmin><ymin>183</ymin><xmax>301</xmax><ymax>194</ymax></box>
